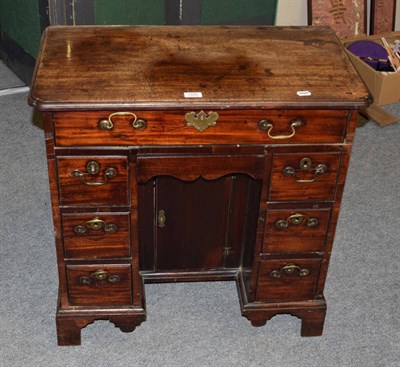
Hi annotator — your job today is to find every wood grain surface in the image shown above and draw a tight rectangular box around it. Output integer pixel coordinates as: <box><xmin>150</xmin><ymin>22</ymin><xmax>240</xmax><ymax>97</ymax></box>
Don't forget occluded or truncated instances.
<box><xmin>62</xmin><ymin>212</ymin><xmax>130</xmax><ymax>259</ymax></box>
<box><xmin>261</xmin><ymin>207</ymin><xmax>331</xmax><ymax>254</ymax></box>
<box><xmin>256</xmin><ymin>258</ymin><xmax>322</xmax><ymax>302</ymax></box>
<box><xmin>29</xmin><ymin>26</ymin><xmax>369</xmax><ymax>110</ymax></box>
<box><xmin>53</xmin><ymin>109</ymin><xmax>349</xmax><ymax>146</ymax></box>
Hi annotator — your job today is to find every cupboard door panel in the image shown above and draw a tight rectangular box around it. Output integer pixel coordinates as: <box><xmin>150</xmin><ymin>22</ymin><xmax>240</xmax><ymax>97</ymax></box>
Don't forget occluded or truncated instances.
<box><xmin>155</xmin><ymin>176</ymin><xmax>232</xmax><ymax>270</ymax></box>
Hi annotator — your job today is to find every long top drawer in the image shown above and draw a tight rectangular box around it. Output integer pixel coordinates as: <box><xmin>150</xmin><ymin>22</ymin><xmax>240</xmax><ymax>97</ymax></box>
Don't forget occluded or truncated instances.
<box><xmin>53</xmin><ymin>109</ymin><xmax>349</xmax><ymax>146</ymax></box>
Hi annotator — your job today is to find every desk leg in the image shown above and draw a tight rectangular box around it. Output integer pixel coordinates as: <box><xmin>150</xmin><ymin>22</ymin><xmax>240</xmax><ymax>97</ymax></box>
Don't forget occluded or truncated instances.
<box><xmin>56</xmin><ymin>317</ymin><xmax>90</xmax><ymax>346</ymax></box>
<box><xmin>242</xmin><ymin>304</ymin><xmax>327</xmax><ymax>337</ymax></box>
<box><xmin>56</xmin><ymin>311</ymin><xmax>146</xmax><ymax>346</ymax></box>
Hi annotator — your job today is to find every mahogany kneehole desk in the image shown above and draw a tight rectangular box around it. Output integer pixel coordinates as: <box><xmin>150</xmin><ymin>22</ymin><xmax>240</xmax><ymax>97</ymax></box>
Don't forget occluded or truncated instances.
<box><xmin>29</xmin><ymin>25</ymin><xmax>369</xmax><ymax>346</ymax></box>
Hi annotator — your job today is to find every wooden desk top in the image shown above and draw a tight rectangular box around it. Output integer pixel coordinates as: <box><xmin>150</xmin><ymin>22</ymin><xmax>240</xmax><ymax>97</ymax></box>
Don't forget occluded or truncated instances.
<box><xmin>29</xmin><ymin>26</ymin><xmax>369</xmax><ymax>111</ymax></box>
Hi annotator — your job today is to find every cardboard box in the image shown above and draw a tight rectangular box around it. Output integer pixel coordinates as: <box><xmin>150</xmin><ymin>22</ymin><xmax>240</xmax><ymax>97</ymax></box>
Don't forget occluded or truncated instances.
<box><xmin>344</xmin><ymin>32</ymin><xmax>400</xmax><ymax>126</ymax></box>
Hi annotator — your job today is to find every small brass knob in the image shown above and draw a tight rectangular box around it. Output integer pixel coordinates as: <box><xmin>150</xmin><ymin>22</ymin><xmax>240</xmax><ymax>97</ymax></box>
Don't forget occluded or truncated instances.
<box><xmin>98</xmin><ymin>118</ymin><xmax>113</xmax><ymax>130</ymax></box>
<box><xmin>258</xmin><ymin>119</ymin><xmax>273</xmax><ymax>131</ymax></box>
<box><xmin>108</xmin><ymin>275</ymin><xmax>121</xmax><ymax>284</ymax></box>
<box><xmin>79</xmin><ymin>276</ymin><xmax>92</xmax><ymax>285</ymax></box>
<box><xmin>275</xmin><ymin>220</ymin><xmax>289</xmax><ymax>229</ymax></box>
<box><xmin>315</xmin><ymin>164</ymin><xmax>327</xmax><ymax>175</ymax></box>
<box><xmin>307</xmin><ymin>218</ymin><xmax>319</xmax><ymax>228</ymax></box>
<box><xmin>73</xmin><ymin>225</ymin><xmax>87</xmax><ymax>235</ymax></box>
<box><xmin>283</xmin><ymin>166</ymin><xmax>295</xmax><ymax>177</ymax></box>
<box><xmin>104</xmin><ymin>167</ymin><xmax>117</xmax><ymax>178</ymax></box>
<box><xmin>132</xmin><ymin>118</ymin><xmax>147</xmax><ymax>130</ymax></box>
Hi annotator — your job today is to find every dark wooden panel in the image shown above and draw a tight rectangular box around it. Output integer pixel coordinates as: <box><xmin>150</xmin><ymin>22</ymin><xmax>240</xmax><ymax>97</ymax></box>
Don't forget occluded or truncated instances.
<box><xmin>62</xmin><ymin>212</ymin><xmax>130</xmax><ymax>259</ymax></box>
<box><xmin>28</xmin><ymin>26</ymin><xmax>369</xmax><ymax>111</ymax></box>
<box><xmin>241</xmin><ymin>180</ymin><xmax>263</xmax><ymax>269</ymax></box>
<box><xmin>138</xmin><ymin>180</ymin><xmax>156</xmax><ymax>271</ymax></box>
<box><xmin>66</xmin><ymin>264</ymin><xmax>132</xmax><ymax>306</ymax></box>
<box><xmin>256</xmin><ymin>258</ymin><xmax>321</xmax><ymax>302</ymax></box>
<box><xmin>138</xmin><ymin>154</ymin><xmax>265</xmax><ymax>182</ymax></box>
<box><xmin>155</xmin><ymin>176</ymin><xmax>233</xmax><ymax>270</ymax></box>
<box><xmin>269</xmin><ymin>152</ymin><xmax>341</xmax><ymax>201</ymax></box>
<box><xmin>224</xmin><ymin>175</ymin><xmax>253</xmax><ymax>268</ymax></box>
<box><xmin>57</xmin><ymin>156</ymin><xmax>129</xmax><ymax>206</ymax></box>
<box><xmin>53</xmin><ymin>110</ymin><xmax>349</xmax><ymax>146</ymax></box>
<box><xmin>262</xmin><ymin>208</ymin><xmax>331</xmax><ymax>254</ymax></box>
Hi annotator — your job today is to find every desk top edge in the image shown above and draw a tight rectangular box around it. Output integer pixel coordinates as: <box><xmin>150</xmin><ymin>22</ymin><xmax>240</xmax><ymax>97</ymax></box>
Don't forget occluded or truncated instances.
<box><xmin>29</xmin><ymin>25</ymin><xmax>370</xmax><ymax>111</ymax></box>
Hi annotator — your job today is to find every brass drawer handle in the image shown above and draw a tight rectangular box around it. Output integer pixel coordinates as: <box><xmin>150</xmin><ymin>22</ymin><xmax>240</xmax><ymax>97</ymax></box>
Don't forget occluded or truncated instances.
<box><xmin>258</xmin><ymin>118</ymin><xmax>304</xmax><ymax>139</ymax></box>
<box><xmin>98</xmin><ymin>112</ymin><xmax>147</xmax><ymax>130</ymax></box>
<box><xmin>283</xmin><ymin>157</ymin><xmax>327</xmax><ymax>183</ymax></box>
<box><xmin>269</xmin><ymin>263</ymin><xmax>310</xmax><ymax>278</ymax></box>
<box><xmin>185</xmin><ymin>110</ymin><xmax>219</xmax><ymax>132</ymax></box>
<box><xmin>71</xmin><ymin>160</ymin><xmax>117</xmax><ymax>186</ymax></box>
<box><xmin>275</xmin><ymin>213</ymin><xmax>319</xmax><ymax>229</ymax></box>
<box><xmin>79</xmin><ymin>269</ymin><xmax>121</xmax><ymax>285</ymax></box>
<box><xmin>73</xmin><ymin>217</ymin><xmax>118</xmax><ymax>235</ymax></box>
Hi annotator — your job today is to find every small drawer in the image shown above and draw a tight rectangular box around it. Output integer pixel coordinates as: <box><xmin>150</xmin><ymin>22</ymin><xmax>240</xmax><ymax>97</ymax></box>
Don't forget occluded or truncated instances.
<box><xmin>53</xmin><ymin>110</ymin><xmax>348</xmax><ymax>146</ymax></box>
<box><xmin>62</xmin><ymin>212</ymin><xmax>130</xmax><ymax>259</ymax></box>
<box><xmin>262</xmin><ymin>208</ymin><xmax>331</xmax><ymax>254</ymax></box>
<box><xmin>269</xmin><ymin>153</ymin><xmax>341</xmax><ymax>201</ymax></box>
<box><xmin>57</xmin><ymin>156</ymin><xmax>128</xmax><ymax>206</ymax></box>
<box><xmin>66</xmin><ymin>264</ymin><xmax>132</xmax><ymax>306</ymax></box>
<box><xmin>256</xmin><ymin>259</ymin><xmax>321</xmax><ymax>303</ymax></box>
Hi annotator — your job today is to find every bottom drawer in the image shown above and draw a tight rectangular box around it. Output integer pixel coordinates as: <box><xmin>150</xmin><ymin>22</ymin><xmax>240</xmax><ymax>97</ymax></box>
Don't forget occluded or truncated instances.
<box><xmin>256</xmin><ymin>258</ymin><xmax>321</xmax><ymax>303</ymax></box>
<box><xmin>66</xmin><ymin>264</ymin><xmax>132</xmax><ymax>306</ymax></box>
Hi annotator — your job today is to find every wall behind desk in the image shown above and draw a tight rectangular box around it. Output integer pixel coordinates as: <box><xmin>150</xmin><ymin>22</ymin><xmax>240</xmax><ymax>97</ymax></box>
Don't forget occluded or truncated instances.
<box><xmin>276</xmin><ymin>0</ymin><xmax>400</xmax><ymax>31</ymax></box>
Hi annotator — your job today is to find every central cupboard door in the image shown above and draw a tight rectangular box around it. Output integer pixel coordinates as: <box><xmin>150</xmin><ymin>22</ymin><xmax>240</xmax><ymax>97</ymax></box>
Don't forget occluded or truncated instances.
<box><xmin>137</xmin><ymin>154</ymin><xmax>264</xmax><ymax>273</ymax></box>
<box><xmin>156</xmin><ymin>176</ymin><xmax>242</xmax><ymax>270</ymax></box>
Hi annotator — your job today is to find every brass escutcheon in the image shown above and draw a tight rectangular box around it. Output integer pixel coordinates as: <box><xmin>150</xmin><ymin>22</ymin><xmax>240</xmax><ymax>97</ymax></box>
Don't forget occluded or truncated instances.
<box><xmin>299</xmin><ymin>157</ymin><xmax>312</xmax><ymax>170</ymax></box>
<box><xmin>158</xmin><ymin>210</ymin><xmax>166</xmax><ymax>228</ymax></box>
<box><xmin>185</xmin><ymin>110</ymin><xmax>219</xmax><ymax>132</ymax></box>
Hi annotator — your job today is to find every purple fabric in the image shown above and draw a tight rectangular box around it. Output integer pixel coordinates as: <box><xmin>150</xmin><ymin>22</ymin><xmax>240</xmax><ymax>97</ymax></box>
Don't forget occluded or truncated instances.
<box><xmin>347</xmin><ymin>40</ymin><xmax>390</xmax><ymax>70</ymax></box>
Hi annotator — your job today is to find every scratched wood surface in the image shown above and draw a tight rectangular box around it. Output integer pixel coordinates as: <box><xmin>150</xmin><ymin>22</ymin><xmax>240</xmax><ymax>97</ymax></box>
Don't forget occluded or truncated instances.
<box><xmin>29</xmin><ymin>26</ymin><xmax>369</xmax><ymax>111</ymax></box>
